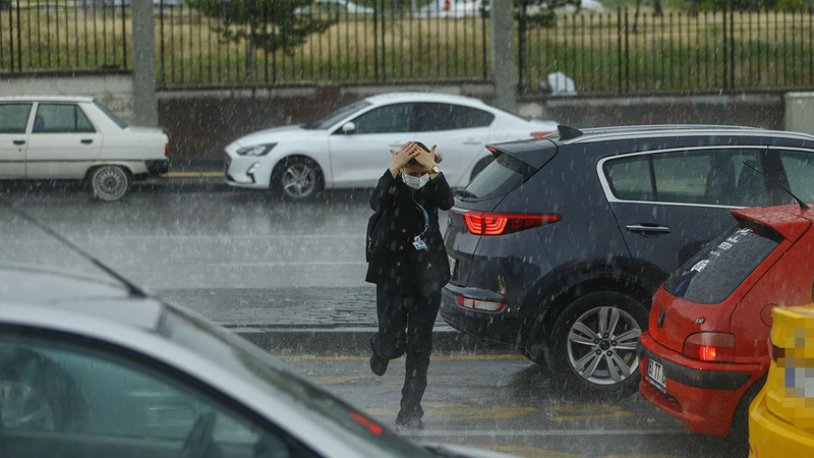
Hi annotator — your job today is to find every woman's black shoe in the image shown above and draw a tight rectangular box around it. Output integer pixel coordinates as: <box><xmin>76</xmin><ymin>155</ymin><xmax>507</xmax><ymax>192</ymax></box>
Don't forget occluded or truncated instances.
<box><xmin>395</xmin><ymin>412</ymin><xmax>424</xmax><ymax>430</ymax></box>
<box><xmin>370</xmin><ymin>353</ymin><xmax>388</xmax><ymax>376</ymax></box>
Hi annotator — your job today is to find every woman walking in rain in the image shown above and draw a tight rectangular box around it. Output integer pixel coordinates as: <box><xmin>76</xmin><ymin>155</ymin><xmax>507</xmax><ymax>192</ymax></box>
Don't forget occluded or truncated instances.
<box><xmin>365</xmin><ymin>141</ymin><xmax>454</xmax><ymax>430</ymax></box>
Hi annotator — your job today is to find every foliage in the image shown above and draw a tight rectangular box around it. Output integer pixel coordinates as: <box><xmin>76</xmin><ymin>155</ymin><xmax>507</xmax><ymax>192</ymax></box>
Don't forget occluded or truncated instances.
<box><xmin>185</xmin><ymin>0</ymin><xmax>336</xmax><ymax>56</ymax></box>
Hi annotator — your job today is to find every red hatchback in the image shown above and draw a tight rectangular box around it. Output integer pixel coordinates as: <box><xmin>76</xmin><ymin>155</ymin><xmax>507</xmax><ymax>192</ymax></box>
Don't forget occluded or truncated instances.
<box><xmin>639</xmin><ymin>204</ymin><xmax>814</xmax><ymax>437</ymax></box>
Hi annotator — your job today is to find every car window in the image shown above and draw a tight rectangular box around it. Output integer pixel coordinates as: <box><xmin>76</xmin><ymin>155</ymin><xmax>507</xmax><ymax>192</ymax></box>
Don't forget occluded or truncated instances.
<box><xmin>664</xmin><ymin>222</ymin><xmax>782</xmax><ymax>304</ymax></box>
<box><xmin>412</xmin><ymin>103</ymin><xmax>495</xmax><ymax>132</ymax></box>
<box><xmin>652</xmin><ymin>149</ymin><xmax>768</xmax><ymax>206</ymax></box>
<box><xmin>33</xmin><ymin>104</ymin><xmax>96</xmax><ymax>134</ymax></box>
<box><xmin>463</xmin><ymin>153</ymin><xmax>534</xmax><ymax>201</ymax></box>
<box><xmin>604</xmin><ymin>155</ymin><xmax>653</xmax><ymax>201</ymax></box>
<box><xmin>0</xmin><ymin>103</ymin><xmax>32</xmax><ymax>134</ymax></box>
<box><xmin>778</xmin><ymin>150</ymin><xmax>814</xmax><ymax>204</ymax></box>
<box><xmin>349</xmin><ymin>103</ymin><xmax>413</xmax><ymax>134</ymax></box>
<box><xmin>0</xmin><ymin>330</ymin><xmax>312</xmax><ymax>458</ymax></box>
<box><xmin>604</xmin><ymin>149</ymin><xmax>768</xmax><ymax>206</ymax></box>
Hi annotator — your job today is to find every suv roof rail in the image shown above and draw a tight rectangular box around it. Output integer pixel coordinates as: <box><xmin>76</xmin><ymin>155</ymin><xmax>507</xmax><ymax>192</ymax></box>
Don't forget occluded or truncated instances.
<box><xmin>579</xmin><ymin>124</ymin><xmax>758</xmax><ymax>135</ymax></box>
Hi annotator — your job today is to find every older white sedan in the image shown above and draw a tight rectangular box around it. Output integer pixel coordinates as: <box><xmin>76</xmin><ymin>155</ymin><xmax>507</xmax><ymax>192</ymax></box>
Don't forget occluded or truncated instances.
<box><xmin>224</xmin><ymin>92</ymin><xmax>557</xmax><ymax>199</ymax></box>
<box><xmin>0</xmin><ymin>96</ymin><xmax>170</xmax><ymax>201</ymax></box>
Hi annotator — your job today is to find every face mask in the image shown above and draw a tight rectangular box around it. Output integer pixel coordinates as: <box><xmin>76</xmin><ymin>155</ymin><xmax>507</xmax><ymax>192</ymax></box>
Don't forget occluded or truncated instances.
<box><xmin>401</xmin><ymin>171</ymin><xmax>430</xmax><ymax>190</ymax></box>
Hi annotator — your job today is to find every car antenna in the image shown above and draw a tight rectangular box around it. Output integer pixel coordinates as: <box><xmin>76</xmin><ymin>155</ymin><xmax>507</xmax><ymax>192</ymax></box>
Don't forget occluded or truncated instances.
<box><xmin>557</xmin><ymin>125</ymin><xmax>584</xmax><ymax>140</ymax></box>
<box><xmin>1</xmin><ymin>201</ymin><xmax>148</xmax><ymax>298</ymax></box>
<box><xmin>741</xmin><ymin>161</ymin><xmax>809</xmax><ymax>210</ymax></box>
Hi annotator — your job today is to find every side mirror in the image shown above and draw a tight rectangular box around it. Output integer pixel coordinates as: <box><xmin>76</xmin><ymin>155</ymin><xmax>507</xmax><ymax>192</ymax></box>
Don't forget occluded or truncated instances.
<box><xmin>341</xmin><ymin>122</ymin><xmax>356</xmax><ymax>134</ymax></box>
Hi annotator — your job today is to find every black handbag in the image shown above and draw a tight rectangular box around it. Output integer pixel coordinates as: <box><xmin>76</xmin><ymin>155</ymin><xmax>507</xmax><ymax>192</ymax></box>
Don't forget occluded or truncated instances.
<box><xmin>365</xmin><ymin>210</ymin><xmax>383</xmax><ymax>263</ymax></box>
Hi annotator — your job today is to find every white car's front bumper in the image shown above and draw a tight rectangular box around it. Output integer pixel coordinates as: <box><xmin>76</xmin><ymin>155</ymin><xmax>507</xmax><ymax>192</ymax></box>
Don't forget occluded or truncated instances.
<box><xmin>224</xmin><ymin>149</ymin><xmax>272</xmax><ymax>189</ymax></box>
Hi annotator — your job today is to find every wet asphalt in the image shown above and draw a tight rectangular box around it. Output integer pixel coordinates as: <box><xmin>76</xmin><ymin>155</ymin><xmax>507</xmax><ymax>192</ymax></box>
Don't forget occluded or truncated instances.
<box><xmin>1</xmin><ymin>181</ymin><xmax>746</xmax><ymax>458</ymax></box>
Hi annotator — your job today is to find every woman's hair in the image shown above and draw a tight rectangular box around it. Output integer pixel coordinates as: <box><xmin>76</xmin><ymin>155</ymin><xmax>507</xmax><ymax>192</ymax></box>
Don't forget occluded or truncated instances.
<box><xmin>407</xmin><ymin>141</ymin><xmax>443</xmax><ymax>165</ymax></box>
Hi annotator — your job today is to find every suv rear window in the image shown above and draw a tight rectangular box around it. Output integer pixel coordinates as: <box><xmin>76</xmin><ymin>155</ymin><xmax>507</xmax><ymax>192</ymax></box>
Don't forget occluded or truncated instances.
<box><xmin>664</xmin><ymin>222</ymin><xmax>782</xmax><ymax>304</ymax></box>
<box><xmin>461</xmin><ymin>153</ymin><xmax>533</xmax><ymax>202</ymax></box>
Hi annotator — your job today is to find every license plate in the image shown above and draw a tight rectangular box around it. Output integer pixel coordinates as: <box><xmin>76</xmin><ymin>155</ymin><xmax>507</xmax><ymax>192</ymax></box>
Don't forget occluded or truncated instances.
<box><xmin>448</xmin><ymin>255</ymin><xmax>456</xmax><ymax>277</ymax></box>
<box><xmin>647</xmin><ymin>359</ymin><xmax>667</xmax><ymax>391</ymax></box>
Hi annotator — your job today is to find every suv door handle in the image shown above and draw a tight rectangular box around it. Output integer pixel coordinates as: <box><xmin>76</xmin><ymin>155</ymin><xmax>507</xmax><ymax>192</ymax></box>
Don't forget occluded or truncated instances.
<box><xmin>626</xmin><ymin>224</ymin><xmax>671</xmax><ymax>235</ymax></box>
<box><xmin>12</xmin><ymin>140</ymin><xmax>25</xmax><ymax>145</ymax></box>
<box><xmin>81</xmin><ymin>139</ymin><xmax>94</xmax><ymax>144</ymax></box>
<box><xmin>463</xmin><ymin>138</ymin><xmax>481</xmax><ymax>145</ymax></box>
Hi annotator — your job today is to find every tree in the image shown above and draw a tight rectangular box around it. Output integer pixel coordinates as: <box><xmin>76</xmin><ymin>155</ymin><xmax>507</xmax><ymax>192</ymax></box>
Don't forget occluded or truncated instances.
<box><xmin>186</xmin><ymin>0</ymin><xmax>336</xmax><ymax>79</ymax></box>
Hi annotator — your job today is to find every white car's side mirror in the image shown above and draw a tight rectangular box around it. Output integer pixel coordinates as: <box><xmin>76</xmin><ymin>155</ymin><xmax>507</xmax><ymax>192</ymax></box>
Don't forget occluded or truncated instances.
<box><xmin>341</xmin><ymin>122</ymin><xmax>356</xmax><ymax>134</ymax></box>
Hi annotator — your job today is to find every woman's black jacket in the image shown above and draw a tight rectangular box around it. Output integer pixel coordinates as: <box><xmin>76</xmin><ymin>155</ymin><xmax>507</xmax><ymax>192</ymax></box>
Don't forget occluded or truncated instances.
<box><xmin>365</xmin><ymin>170</ymin><xmax>454</xmax><ymax>297</ymax></box>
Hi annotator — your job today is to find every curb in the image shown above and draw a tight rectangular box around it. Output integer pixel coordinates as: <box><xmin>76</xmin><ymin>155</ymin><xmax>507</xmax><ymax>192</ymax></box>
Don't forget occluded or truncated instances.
<box><xmin>233</xmin><ymin>327</ymin><xmax>512</xmax><ymax>355</ymax></box>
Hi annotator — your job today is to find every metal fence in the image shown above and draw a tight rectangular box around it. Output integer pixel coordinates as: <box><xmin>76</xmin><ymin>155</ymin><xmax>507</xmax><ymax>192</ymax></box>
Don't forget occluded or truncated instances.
<box><xmin>0</xmin><ymin>1</ymin><xmax>130</xmax><ymax>73</ymax></box>
<box><xmin>2</xmin><ymin>1</ymin><xmax>814</xmax><ymax>95</ymax></box>
<box><xmin>520</xmin><ymin>8</ymin><xmax>814</xmax><ymax>95</ymax></box>
<box><xmin>153</xmin><ymin>3</ymin><xmax>490</xmax><ymax>87</ymax></box>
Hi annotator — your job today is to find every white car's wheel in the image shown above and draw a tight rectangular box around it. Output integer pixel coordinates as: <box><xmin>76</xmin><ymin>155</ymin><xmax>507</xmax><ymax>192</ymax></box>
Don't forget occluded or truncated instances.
<box><xmin>90</xmin><ymin>165</ymin><xmax>131</xmax><ymax>202</ymax></box>
<box><xmin>272</xmin><ymin>157</ymin><xmax>323</xmax><ymax>200</ymax></box>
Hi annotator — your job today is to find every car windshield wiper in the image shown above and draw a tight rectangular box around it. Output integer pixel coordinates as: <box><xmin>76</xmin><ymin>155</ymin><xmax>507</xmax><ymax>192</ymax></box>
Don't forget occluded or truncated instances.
<box><xmin>0</xmin><ymin>201</ymin><xmax>148</xmax><ymax>298</ymax></box>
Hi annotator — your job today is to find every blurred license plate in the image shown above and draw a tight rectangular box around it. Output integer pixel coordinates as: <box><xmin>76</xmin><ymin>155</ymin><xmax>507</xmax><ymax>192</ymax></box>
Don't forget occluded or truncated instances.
<box><xmin>448</xmin><ymin>255</ymin><xmax>456</xmax><ymax>277</ymax></box>
<box><xmin>647</xmin><ymin>360</ymin><xmax>666</xmax><ymax>391</ymax></box>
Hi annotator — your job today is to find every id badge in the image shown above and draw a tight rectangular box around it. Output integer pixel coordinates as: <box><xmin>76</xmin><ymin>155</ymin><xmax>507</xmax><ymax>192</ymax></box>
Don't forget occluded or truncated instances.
<box><xmin>412</xmin><ymin>235</ymin><xmax>428</xmax><ymax>251</ymax></box>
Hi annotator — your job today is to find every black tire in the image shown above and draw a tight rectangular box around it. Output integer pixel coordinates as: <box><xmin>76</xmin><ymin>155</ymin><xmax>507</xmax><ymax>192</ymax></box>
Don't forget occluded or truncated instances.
<box><xmin>271</xmin><ymin>156</ymin><xmax>324</xmax><ymax>200</ymax></box>
<box><xmin>89</xmin><ymin>165</ymin><xmax>131</xmax><ymax>202</ymax></box>
<box><xmin>548</xmin><ymin>291</ymin><xmax>648</xmax><ymax>399</ymax></box>
<box><xmin>729</xmin><ymin>377</ymin><xmax>766</xmax><ymax>442</ymax></box>
<box><xmin>469</xmin><ymin>156</ymin><xmax>494</xmax><ymax>182</ymax></box>
<box><xmin>0</xmin><ymin>347</ymin><xmax>85</xmax><ymax>432</ymax></box>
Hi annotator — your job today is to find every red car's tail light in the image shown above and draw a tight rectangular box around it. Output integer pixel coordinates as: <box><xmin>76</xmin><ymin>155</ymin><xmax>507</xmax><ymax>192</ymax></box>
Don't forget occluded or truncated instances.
<box><xmin>462</xmin><ymin>211</ymin><xmax>561</xmax><ymax>236</ymax></box>
<box><xmin>683</xmin><ymin>332</ymin><xmax>736</xmax><ymax>363</ymax></box>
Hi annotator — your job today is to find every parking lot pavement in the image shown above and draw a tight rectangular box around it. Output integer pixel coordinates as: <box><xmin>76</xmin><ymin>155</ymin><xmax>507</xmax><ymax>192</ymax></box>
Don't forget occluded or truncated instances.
<box><xmin>282</xmin><ymin>354</ymin><xmax>742</xmax><ymax>458</ymax></box>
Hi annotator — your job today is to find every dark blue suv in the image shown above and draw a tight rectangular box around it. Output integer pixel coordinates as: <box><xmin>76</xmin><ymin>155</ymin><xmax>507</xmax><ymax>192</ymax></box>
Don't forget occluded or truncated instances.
<box><xmin>441</xmin><ymin>125</ymin><xmax>814</xmax><ymax>397</ymax></box>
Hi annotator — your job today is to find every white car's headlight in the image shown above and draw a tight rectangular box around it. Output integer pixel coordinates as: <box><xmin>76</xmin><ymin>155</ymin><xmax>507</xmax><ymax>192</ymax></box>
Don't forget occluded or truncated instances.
<box><xmin>237</xmin><ymin>143</ymin><xmax>277</xmax><ymax>156</ymax></box>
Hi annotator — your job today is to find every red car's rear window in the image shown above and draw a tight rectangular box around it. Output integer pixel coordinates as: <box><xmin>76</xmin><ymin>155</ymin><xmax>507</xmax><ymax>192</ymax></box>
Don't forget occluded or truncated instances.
<box><xmin>664</xmin><ymin>222</ymin><xmax>783</xmax><ymax>304</ymax></box>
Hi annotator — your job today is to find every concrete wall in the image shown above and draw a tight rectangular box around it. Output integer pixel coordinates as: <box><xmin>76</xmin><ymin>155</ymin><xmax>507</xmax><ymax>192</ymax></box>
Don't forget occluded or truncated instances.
<box><xmin>158</xmin><ymin>86</ymin><xmax>786</xmax><ymax>166</ymax></box>
<box><xmin>0</xmin><ymin>72</ymin><xmax>789</xmax><ymax>167</ymax></box>
<box><xmin>0</xmin><ymin>72</ymin><xmax>134</xmax><ymax>121</ymax></box>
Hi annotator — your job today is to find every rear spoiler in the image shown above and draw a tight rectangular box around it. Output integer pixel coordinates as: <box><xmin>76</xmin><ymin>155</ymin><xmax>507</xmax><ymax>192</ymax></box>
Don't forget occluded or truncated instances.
<box><xmin>731</xmin><ymin>205</ymin><xmax>812</xmax><ymax>243</ymax></box>
<box><xmin>484</xmin><ymin>138</ymin><xmax>558</xmax><ymax>169</ymax></box>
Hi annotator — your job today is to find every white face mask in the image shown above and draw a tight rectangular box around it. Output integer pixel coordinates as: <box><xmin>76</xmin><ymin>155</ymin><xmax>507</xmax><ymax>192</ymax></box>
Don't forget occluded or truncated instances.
<box><xmin>401</xmin><ymin>171</ymin><xmax>430</xmax><ymax>190</ymax></box>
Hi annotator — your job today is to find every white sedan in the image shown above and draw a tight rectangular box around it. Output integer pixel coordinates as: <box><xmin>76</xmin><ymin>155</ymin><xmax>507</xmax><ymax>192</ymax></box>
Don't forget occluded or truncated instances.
<box><xmin>224</xmin><ymin>92</ymin><xmax>557</xmax><ymax>199</ymax></box>
<box><xmin>0</xmin><ymin>96</ymin><xmax>170</xmax><ymax>201</ymax></box>
<box><xmin>294</xmin><ymin>0</ymin><xmax>375</xmax><ymax>15</ymax></box>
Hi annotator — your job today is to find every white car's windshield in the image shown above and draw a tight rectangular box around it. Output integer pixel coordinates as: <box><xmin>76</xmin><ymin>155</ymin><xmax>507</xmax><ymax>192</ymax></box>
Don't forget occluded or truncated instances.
<box><xmin>301</xmin><ymin>100</ymin><xmax>371</xmax><ymax>130</ymax></box>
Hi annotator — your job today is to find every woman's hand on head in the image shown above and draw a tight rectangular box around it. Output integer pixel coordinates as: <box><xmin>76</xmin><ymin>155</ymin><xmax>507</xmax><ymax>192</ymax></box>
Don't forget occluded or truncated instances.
<box><xmin>388</xmin><ymin>142</ymin><xmax>421</xmax><ymax>178</ymax></box>
<box><xmin>414</xmin><ymin>145</ymin><xmax>438</xmax><ymax>172</ymax></box>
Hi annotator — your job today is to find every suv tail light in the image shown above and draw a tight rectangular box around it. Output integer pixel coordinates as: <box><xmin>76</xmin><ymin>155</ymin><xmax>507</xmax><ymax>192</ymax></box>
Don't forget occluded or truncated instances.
<box><xmin>165</xmin><ymin>143</ymin><xmax>171</xmax><ymax>158</ymax></box>
<box><xmin>683</xmin><ymin>332</ymin><xmax>736</xmax><ymax>362</ymax></box>
<box><xmin>461</xmin><ymin>211</ymin><xmax>561</xmax><ymax>236</ymax></box>
<box><xmin>456</xmin><ymin>295</ymin><xmax>505</xmax><ymax>312</ymax></box>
